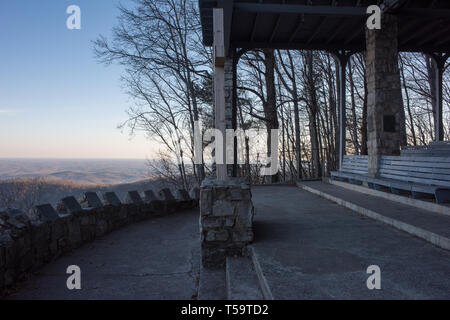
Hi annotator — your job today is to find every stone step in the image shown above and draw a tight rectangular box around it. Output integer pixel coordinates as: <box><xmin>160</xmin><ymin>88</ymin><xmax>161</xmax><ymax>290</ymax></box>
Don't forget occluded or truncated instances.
<box><xmin>226</xmin><ymin>256</ymin><xmax>263</xmax><ymax>300</ymax></box>
<box><xmin>297</xmin><ymin>180</ymin><xmax>450</xmax><ymax>251</ymax></box>
<box><xmin>198</xmin><ymin>265</ymin><xmax>226</xmax><ymax>300</ymax></box>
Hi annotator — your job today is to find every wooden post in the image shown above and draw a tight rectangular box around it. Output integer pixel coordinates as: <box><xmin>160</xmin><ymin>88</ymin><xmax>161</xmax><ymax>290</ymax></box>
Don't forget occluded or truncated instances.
<box><xmin>436</xmin><ymin>63</ymin><xmax>443</xmax><ymax>142</ymax></box>
<box><xmin>336</xmin><ymin>52</ymin><xmax>349</xmax><ymax>171</ymax></box>
<box><xmin>213</xmin><ymin>8</ymin><xmax>228</xmax><ymax>180</ymax></box>
<box><xmin>432</xmin><ymin>53</ymin><xmax>448</xmax><ymax>142</ymax></box>
<box><xmin>232</xmin><ymin>49</ymin><xmax>238</xmax><ymax>177</ymax></box>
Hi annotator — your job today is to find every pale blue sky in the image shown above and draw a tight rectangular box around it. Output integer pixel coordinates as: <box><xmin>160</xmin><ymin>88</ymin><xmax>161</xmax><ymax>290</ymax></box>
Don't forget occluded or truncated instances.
<box><xmin>0</xmin><ymin>0</ymin><xmax>154</xmax><ymax>159</ymax></box>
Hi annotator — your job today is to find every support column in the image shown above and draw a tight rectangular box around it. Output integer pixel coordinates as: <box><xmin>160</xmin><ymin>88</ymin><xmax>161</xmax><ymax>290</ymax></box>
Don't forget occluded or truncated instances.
<box><xmin>224</xmin><ymin>58</ymin><xmax>234</xmax><ymax>177</ymax></box>
<box><xmin>335</xmin><ymin>51</ymin><xmax>351</xmax><ymax>171</ymax></box>
<box><xmin>430</xmin><ymin>53</ymin><xmax>449</xmax><ymax>142</ymax></box>
<box><xmin>201</xmin><ymin>9</ymin><xmax>254</xmax><ymax>269</ymax></box>
<box><xmin>232</xmin><ymin>49</ymin><xmax>238</xmax><ymax>177</ymax></box>
<box><xmin>436</xmin><ymin>61</ymin><xmax>444</xmax><ymax>142</ymax></box>
<box><xmin>213</xmin><ymin>8</ymin><xmax>233</xmax><ymax>180</ymax></box>
<box><xmin>365</xmin><ymin>13</ymin><xmax>406</xmax><ymax>176</ymax></box>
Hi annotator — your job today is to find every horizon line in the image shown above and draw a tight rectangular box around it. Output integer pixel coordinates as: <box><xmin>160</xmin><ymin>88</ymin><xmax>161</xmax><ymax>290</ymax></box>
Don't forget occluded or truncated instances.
<box><xmin>0</xmin><ymin>157</ymin><xmax>154</xmax><ymax>161</ymax></box>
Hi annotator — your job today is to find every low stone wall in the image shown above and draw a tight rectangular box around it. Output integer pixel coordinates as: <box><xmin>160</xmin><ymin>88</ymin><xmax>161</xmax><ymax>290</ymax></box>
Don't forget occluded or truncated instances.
<box><xmin>0</xmin><ymin>188</ymin><xmax>199</xmax><ymax>297</ymax></box>
<box><xmin>200</xmin><ymin>178</ymin><xmax>254</xmax><ymax>268</ymax></box>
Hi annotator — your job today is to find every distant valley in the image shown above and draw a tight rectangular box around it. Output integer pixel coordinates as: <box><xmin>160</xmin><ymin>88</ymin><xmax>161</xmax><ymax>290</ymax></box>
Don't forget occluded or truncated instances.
<box><xmin>0</xmin><ymin>158</ymin><xmax>170</xmax><ymax>213</ymax></box>
<box><xmin>0</xmin><ymin>158</ymin><xmax>152</xmax><ymax>185</ymax></box>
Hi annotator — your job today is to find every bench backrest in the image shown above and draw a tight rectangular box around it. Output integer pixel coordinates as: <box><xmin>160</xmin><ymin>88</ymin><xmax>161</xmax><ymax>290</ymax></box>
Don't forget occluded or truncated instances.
<box><xmin>379</xmin><ymin>156</ymin><xmax>450</xmax><ymax>187</ymax></box>
<box><xmin>401</xmin><ymin>141</ymin><xmax>450</xmax><ymax>157</ymax></box>
<box><xmin>341</xmin><ymin>155</ymin><xmax>368</xmax><ymax>174</ymax></box>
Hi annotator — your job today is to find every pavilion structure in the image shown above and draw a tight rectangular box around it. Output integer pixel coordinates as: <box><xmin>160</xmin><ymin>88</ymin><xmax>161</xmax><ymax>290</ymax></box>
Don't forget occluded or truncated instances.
<box><xmin>199</xmin><ymin>0</ymin><xmax>450</xmax><ymax>176</ymax></box>
<box><xmin>198</xmin><ymin>0</ymin><xmax>450</xmax><ymax>267</ymax></box>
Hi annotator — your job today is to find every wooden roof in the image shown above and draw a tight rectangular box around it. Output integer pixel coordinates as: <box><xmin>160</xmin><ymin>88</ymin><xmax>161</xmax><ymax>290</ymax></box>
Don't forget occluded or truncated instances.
<box><xmin>199</xmin><ymin>0</ymin><xmax>450</xmax><ymax>54</ymax></box>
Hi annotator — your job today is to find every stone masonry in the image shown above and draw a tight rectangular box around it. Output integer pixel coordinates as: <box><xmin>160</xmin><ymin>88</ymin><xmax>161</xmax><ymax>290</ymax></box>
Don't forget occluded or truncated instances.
<box><xmin>200</xmin><ymin>178</ymin><xmax>254</xmax><ymax>268</ymax></box>
<box><xmin>366</xmin><ymin>13</ymin><xmax>407</xmax><ymax>176</ymax></box>
<box><xmin>0</xmin><ymin>189</ymin><xmax>198</xmax><ymax>297</ymax></box>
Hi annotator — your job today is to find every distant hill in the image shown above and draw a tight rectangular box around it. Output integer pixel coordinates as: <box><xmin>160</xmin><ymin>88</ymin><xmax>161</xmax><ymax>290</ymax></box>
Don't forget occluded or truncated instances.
<box><xmin>0</xmin><ymin>158</ymin><xmax>152</xmax><ymax>185</ymax></box>
<box><xmin>0</xmin><ymin>158</ymin><xmax>178</xmax><ymax>215</ymax></box>
<box><xmin>0</xmin><ymin>176</ymin><xmax>168</xmax><ymax>215</ymax></box>
<box><xmin>46</xmin><ymin>170</ymin><xmax>139</xmax><ymax>185</ymax></box>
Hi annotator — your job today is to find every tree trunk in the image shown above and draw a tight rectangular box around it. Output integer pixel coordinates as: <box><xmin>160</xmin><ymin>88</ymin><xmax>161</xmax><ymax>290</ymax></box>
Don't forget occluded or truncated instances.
<box><xmin>305</xmin><ymin>51</ymin><xmax>321</xmax><ymax>178</ymax></box>
<box><xmin>348</xmin><ymin>60</ymin><xmax>361</xmax><ymax>154</ymax></box>
<box><xmin>262</xmin><ymin>49</ymin><xmax>280</xmax><ymax>183</ymax></box>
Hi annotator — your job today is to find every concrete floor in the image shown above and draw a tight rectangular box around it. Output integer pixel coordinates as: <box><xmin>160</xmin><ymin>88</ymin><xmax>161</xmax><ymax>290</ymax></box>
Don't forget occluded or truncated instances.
<box><xmin>7</xmin><ymin>210</ymin><xmax>200</xmax><ymax>300</ymax></box>
<box><xmin>6</xmin><ymin>186</ymin><xmax>450</xmax><ymax>300</ymax></box>
<box><xmin>251</xmin><ymin>186</ymin><xmax>450</xmax><ymax>299</ymax></box>
<box><xmin>301</xmin><ymin>181</ymin><xmax>450</xmax><ymax>238</ymax></box>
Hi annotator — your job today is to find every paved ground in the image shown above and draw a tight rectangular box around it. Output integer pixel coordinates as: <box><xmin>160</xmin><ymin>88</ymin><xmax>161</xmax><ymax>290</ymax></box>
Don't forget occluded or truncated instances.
<box><xmin>7</xmin><ymin>210</ymin><xmax>200</xmax><ymax>300</ymax></box>
<box><xmin>301</xmin><ymin>181</ymin><xmax>450</xmax><ymax>238</ymax></box>
<box><xmin>251</xmin><ymin>186</ymin><xmax>450</xmax><ymax>299</ymax></box>
<box><xmin>7</xmin><ymin>186</ymin><xmax>450</xmax><ymax>300</ymax></box>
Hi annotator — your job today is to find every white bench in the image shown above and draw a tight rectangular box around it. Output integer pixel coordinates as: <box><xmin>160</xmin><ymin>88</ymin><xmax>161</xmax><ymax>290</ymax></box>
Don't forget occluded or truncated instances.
<box><xmin>331</xmin><ymin>155</ymin><xmax>450</xmax><ymax>204</ymax></box>
<box><xmin>331</xmin><ymin>155</ymin><xmax>368</xmax><ymax>185</ymax></box>
<box><xmin>401</xmin><ymin>141</ymin><xmax>450</xmax><ymax>157</ymax></box>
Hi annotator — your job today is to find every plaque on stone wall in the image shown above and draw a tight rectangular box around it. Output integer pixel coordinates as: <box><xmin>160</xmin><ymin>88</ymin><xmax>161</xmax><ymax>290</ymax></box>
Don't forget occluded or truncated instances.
<box><xmin>383</xmin><ymin>115</ymin><xmax>396</xmax><ymax>132</ymax></box>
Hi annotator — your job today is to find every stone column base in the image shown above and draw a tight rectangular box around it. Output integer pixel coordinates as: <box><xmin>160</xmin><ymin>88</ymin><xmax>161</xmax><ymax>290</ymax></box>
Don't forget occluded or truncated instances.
<box><xmin>200</xmin><ymin>178</ymin><xmax>254</xmax><ymax>268</ymax></box>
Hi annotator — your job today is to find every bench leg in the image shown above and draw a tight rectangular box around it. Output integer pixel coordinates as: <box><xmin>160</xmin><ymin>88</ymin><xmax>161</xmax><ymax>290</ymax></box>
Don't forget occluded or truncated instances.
<box><xmin>349</xmin><ymin>179</ymin><xmax>363</xmax><ymax>186</ymax></box>
<box><xmin>391</xmin><ymin>187</ymin><xmax>409</xmax><ymax>196</ymax></box>
<box><xmin>411</xmin><ymin>191</ymin><xmax>434</xmax><ymax>200</ymax></box>
<box><xmin>435</xmin><ymin>189</ymin><xmax>450</xmax><ymax>204</ymax></box>
<box><xmin>374</xmin><ymin>184</ymin><xmax>389</xmax><ymax>192</ymax></box>
<box><xmin>333</xmin><ymin>176</ymin><xmax>345</xmax><ymax>182</ymax></box>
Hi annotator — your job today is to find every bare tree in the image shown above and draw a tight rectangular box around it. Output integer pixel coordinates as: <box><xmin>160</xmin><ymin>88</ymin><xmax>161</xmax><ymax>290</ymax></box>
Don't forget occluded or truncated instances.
<box><xmin>94</xmin><ymin>0</ymin><xmax>212</xmax><ymax>188</ymax></box>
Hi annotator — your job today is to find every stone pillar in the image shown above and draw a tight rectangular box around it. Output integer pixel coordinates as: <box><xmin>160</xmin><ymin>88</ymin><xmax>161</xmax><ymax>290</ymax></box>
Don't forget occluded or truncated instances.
<box><xmin>365</xmin><ymin>13</ymin><xmax>406</xmax><ymax>176</ymax></box>
<box><xmin>200</xmin><ymin>178</ymin><xmax>254</xmax><ymax>268</ymax></box>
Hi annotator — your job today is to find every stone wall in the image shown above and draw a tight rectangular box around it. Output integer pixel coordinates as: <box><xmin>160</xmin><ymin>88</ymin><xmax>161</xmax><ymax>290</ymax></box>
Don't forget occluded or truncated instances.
<box><xmin>200</xmin><ymin>178</ymin><xmax>254</xmax><ymax>268</ymax></box>
<box><xmin>0</xmin><ymin>188</ymin><xmax>199</xmax><ymax>297</ymax></box>
<box><xmin>365</xmin><ymin>13</ymin><xmax>407</xmax><ymax>176</ymax></box>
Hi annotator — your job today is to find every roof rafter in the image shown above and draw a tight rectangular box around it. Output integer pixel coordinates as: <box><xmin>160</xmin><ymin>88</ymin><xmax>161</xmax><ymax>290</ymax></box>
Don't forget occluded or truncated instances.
<box><xmin>234</xmin><ymin>2</ymin><xmax>367</xmax><ymax>16</ymax></box>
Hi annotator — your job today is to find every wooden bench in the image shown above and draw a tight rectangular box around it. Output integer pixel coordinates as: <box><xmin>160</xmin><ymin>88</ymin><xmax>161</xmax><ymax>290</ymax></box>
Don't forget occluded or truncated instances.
<box><xmin>330</xmin><ymin>155</ymin><xmax>368</xmax><ymax>185</ymax></box>
<box><xmin>331</xmin><ymin>155</ymin><xmax>450</xmax><ymax>204</ymax></box>
<box><xmin>401</xmin><ymin>141</ymin><xmax>450</xmax><ymax>157</ymax></box>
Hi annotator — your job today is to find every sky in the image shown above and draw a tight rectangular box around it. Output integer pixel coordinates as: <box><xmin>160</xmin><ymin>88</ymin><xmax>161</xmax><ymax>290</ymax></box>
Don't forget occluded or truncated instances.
<box><xmin>0</xmin><ymin>0</ymin><xmax>156</xmax><ymax>159</ymax></box>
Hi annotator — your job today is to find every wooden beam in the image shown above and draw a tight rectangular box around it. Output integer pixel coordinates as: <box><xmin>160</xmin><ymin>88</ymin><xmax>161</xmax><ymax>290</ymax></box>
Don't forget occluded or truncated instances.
<box><xmin>288</xmin><ymin>15</ymin><xmax>305</xmax><ymax>43</ymax></box>
<box><xmin>398</xmin><ymin>20</ymin><xmax>426</xmax><ymax>43</ymax></box>
<box><xmin>307</xmin><ymin>17</ymin><xmax>327</xmax><ymax>44</ymax></box>
<box><xmin>326</xmin><ymin>19</ymin><xmax>347</xmax><ymax>44</ymax></box>
<box><xmin>416</xmin><ymin>23</ymin><xmax>450</xmax><ymax>46</ymax></box>
<box><xmin>234</xmin><ymin>3</ymin><xmax>367</xmax><ymax>16</ymax></box>
<box><xmin>399</xmin><ymin>20</ymin><xmax>442</xmax><ymax>46</ymax></box>
<box><xmin>435</xmin><ymin>33</ymin><xmax>450</xmax><ymax>46</ymax></box>
<box><xmin>397</xmin><ymin>9</ymin><xmax>450</xmax><ymax>18</ymax></box>
<box><xmin>270</xmin><ymin>14</ymin><xmax>282</xmax><ymax>43</ymax></box>
<box><xmin>232</xmin><ymin>41</ymin><xmax>364</xmax><ymax>52</ymax></box>
<box><xmin>344</xmin><ymin>19</ymin><xmax>365</xmax><ymax>44</ymax></box>
<box><xmin>382</xmin><ymin>0</ymin><xmax>410</xmax><ymax>12</ymax></box>
<box><xmin>218</xmin><ymin>0</ymin><xmax>233</xmax><ymax>56</ymax></box>
<box><xmin>213</xmin><ymin>8</ymin><xmax>225</xmax><ymax>66</ymax></box>
<box><xmin>250</xmin><ymin>12</ymin><xmax>259</xmax><ymax>42</ymax></box>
